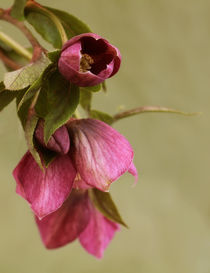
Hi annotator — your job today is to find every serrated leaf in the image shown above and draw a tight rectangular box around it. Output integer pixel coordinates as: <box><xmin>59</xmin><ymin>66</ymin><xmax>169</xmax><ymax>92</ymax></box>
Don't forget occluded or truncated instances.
<box><xmin>35</xmin><ymin>72</ymin><xmax>79</xmax><ymax>143</ymax></box>
<box><xmin>0</xmin><ymin>90</ymin><xmax>17</xmax><ymax>111</ymax></box>
<box><xmin>25</xmin><ymin>5</ymin><xmax>62</xmax><ymax>48</ymax></box>
<box><xmin>89</xmin><ymin>188</ymin><xmax>127</xmax><ymax>227</ymax></box>
<box><xmin>4</xmin><ymin>54</ymin><xmax>51</xmax><ymax>91</ymax></box>
<box><xmin>90</xmin><ymin>110</ymin><xmax>114</xmax><ymax>125</ymax></box>
<box><xmin>45</xmin><ymin>7</ymin><xmax>91</xmax><ymax>38</ymax></box>
<box><xmin>11</xmin><ymin>0</ymin><xmax>27</xmax><ymax>20</ymax></box>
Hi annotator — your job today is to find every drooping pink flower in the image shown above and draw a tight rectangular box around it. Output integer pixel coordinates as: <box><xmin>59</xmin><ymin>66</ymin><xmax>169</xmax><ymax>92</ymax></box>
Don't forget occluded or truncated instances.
<box><xmin>13</xmin><ymin>118</ymin><xmax>137</xmax><ymax>219</ymax></box>
<box><xmin>58</xmin><ymin>33</ymin><xmax>121</xmax><ymax>87</ymax></box>
<box><xmin>35</xmin><ymin>189</ymin><xmax>120</xmax><ymax>258</ymax></box>
<box><xmin>68</xmin><ymin>118</ymin><xmax>137</xmax><ymax>191</ymax></box>
<box><xmin>13</xmin><ymin>123</ymin><xmax>76</xmax><ymax>219</ymax></box>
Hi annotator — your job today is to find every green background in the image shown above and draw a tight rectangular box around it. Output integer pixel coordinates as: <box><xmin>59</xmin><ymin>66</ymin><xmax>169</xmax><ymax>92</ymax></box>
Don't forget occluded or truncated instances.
<box><xmin>0</xmin><ymin>0</ymin><xmax>209</xmax><ymax>272</ymax></box>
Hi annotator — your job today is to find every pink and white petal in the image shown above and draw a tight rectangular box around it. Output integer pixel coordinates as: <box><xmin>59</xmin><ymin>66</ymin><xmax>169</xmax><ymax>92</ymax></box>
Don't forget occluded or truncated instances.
<box><xmin>128</xmin><ymin>162</ymin><xmax>138</xmax><ymax>185</ymax></box>
<box><xmin>13</xmin><ymin>151</ymin><xmax>76</xmax><ymax>219</ymax></box>
<box><xmin>79</xmin><ymin>205</ymin><xmax>120</xmax><ymax>259</ymax></box>
<box><xmin>68</xmin><ymin>119</ymin><xmax>134</xmax><ymax>191</ymax></box>
<box><xmin>36</xmin><ymin>190</ymin><xmax>91</xmax><ymax>249</ymax></box>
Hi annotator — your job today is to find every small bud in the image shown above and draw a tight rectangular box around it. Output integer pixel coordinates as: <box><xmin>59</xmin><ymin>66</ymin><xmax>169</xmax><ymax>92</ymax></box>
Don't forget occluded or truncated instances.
<box><xmin>58</xmin><ymin>33</ymin><xmax>121</xmax><ymax>87</ymax></box>
<box><xmin>35</xmin><ymin>120</ymin><xmax>70</xmax><ymax>155</ymax></box>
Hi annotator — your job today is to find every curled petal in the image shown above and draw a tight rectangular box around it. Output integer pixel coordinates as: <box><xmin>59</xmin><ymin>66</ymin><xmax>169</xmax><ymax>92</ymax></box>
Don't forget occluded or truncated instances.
<box><xmin>68</xmin><ymin>119</ymin><xmax>134</xmax><ymax>191</ymax></box>
<box><xmin>13</xmin><ymin>152</ymin><xmax>76</xmax><ymax>219</ymax></box>
<box><xmin>128</xmin><ymin>162</ymin><xmax>138</xmax><ymax>185</ymax></box>
<box><xmin>79</xmin><ymin>205</ymin><xmax>120</xmax><ymax>258</ymax></box>
<box><xmin>35</xmin><ymin>120</ymin><xmax>70</xmax><ymax>155</ymax></box>
<box><xmin>36</xmin><ymin>190</ymin><xmax>91</xmax><ymax>249</ymax></box>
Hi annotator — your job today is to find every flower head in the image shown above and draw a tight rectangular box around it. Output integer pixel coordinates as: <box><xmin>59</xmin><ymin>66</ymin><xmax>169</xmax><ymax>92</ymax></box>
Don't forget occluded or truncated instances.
<box><xmin>13</xmin><ymin>118</ymin><xmax>137</xmax><ymax>247</ymax></box>
<box><xmin>58</xmin><ymin>33</ymin><xmax>121</xmax><ymax>87</ymax></box>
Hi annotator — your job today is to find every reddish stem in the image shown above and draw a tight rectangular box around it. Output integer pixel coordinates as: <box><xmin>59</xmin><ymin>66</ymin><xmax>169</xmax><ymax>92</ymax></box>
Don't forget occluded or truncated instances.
<box><xmin>0</xmin><ymin>8</ymin><xmax>45</xmax><ymax>62</ymax></box>
<box><xmin>0</xmin><ymin>49</ymin><xmax>21</xmax><ymax>70</ymax></box>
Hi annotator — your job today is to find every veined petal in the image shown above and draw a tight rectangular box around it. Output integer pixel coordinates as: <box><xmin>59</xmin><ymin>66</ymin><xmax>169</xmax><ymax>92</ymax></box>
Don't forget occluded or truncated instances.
<box><xmin>79</xmin><ymin>204</ymin><xmax>120</xmax><ymax>258</ymax></box>
<box><xmin>68</xmin><ymin>119</ymin><xmax>134</xmax><ymax>191</ymax></box>
<box><xmin>13</xmin><ymin>151</ymin><xmax>76</xmax><ymax>219</ymax></box>
<box><xmin>36</xmin><ymin>190</ymin><xmax>91</xmax><ymax>249</ymax></box>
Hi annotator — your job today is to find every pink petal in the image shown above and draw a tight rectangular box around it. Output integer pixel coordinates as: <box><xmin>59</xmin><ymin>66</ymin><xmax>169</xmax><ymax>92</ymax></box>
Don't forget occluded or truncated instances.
<box><xmin>36</xmin><ymin>190</ymin><xmax>91</xmax><ymax>249</ymax></box>
<box><xmin>68</xmin><ymin>119</ymin><xmax>134</xmax><ymax>191</ymax></box>
<box><xmin>128</xmin><ymin>162</ymin><xmax>138</xmax><ymax>185</ymax></box>
<box><xmin>79</xmin><ymin>205</ymin><xmax>120</xmax><ymax>258</ymax></box>
<box><xmin>73</xmin><ymin>174</ymin><xmax>93</xmax><ymax>190</ymax></box>
<box><xmin>35</xmin><ymin>120</ymin><xmax>70</xmax><ymax>155</ymax></box>
<box><xmin>13</xmin><ymin>151</ymin><xmax>76</xmax><ymax>219</ymax></box>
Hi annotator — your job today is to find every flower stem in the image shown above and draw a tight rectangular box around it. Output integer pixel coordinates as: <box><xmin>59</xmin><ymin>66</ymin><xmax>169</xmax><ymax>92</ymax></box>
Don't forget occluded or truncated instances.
<box><xmin>0</xmin><ymin>8</ymin><xmax>45</xmax><ymax>61</ymax></box>
<box><xmin>0</xmin><ymin>48</ymin><xmax>21</xmax><ymax>70</ymax></box>
<box><xmin>113</xmin><ymin>106</ymin><xmax>200</xmax><ymax>122</ymax></box>
<box><xmin>0</xmin><ymin>31</ymin><xmax>32</xmax><ymax>60</ymax></box>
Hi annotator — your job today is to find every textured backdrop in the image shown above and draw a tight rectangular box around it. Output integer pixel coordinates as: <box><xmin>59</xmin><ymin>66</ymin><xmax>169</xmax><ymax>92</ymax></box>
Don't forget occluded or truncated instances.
<box><xmin>0</xmin><ymin>0</ymin><xmax>209</xmax><ymax>272</ymax></box>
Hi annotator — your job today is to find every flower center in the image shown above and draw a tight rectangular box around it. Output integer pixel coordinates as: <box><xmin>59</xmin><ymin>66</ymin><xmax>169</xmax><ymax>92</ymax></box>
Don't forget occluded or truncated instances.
<box><xmin>80</xmin><ymin>53</ymin><xmax>94</xmax><ymax>72</ymax></box>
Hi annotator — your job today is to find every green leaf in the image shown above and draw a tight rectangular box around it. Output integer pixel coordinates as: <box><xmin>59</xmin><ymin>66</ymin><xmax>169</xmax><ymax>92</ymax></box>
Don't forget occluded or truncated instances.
<box><xmin>4</xmin><ymin>54</ymin><xmax>51</xmax><ymax>91</ymax></box>
<box><xmin>25</xmin><ymin>10</ymin><xmax>62</xmax><ymax>48</ymax></box>
<box><xmin>0</xmin><ymin>90</ymin><xmax>17</xmax><ymax>111</ymax></box>
<box><xmin>11</xmin><ymin>0</ymin><xmax>27</xmax><ymax>20</ymax></box>
<box><xmin>90</xmin><ymin>110</ymin><xmax>114</xmax><ymax>125</ymax></box>
<box><xmin>35</xmin><ymin>72</ymin><xmax>79</xmax><ymax>143</ymax></box>
<box><xmin>17</xmin><ymin>63</ymin><xmax>55</xmax><ymax>110</ymax></box>
<box><xmin>45</xmin><ymin>7</ymin><xmax>91</xmax><ymax>38</ymax></box>
<box><xmin>82</xmin><ymin>84</ymin><xmax>101</xmax><ymax>93</ymax></box>
<box><xmin>79</xmin><ymin>88</ymin><xmax>92</xmax><ymax>112</ymax></box>
<box><xmin>25</xmin><ymin>112</ymin><xmax>43</xmax><ymax>170</ymax></box>
<box><xmin>16</xmin><ymin>89</ymin><xmax>33</xmax><ymax>128</ymax></box>
<box><xmin>47</xmin><ymin>50</ymin><xmax>61</xmax><ymax>63</ymax></box>
<box><xmin>89</xmin><ymin>188</ymin><xmax>128</xmax><ymax>227</ymax></box>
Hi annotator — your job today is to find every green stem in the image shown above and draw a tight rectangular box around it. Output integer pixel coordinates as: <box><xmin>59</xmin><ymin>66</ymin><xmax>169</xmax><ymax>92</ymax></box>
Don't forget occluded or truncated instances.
<box><xmin>0</xmin><ymin>31</ymin><xmax>32</xmax><ymax>60</ymax></box>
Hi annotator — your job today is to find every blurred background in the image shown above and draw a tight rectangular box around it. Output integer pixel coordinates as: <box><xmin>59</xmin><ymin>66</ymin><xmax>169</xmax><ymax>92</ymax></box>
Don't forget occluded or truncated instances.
<box><xmin>0</xmin><ymin>0</ymin><xmax>209</xmax><ymax>272</ymax></box>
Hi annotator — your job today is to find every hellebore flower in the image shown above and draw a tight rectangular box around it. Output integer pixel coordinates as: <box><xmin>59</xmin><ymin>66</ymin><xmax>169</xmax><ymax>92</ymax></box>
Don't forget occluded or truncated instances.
<box><xmin>13</xmin><ymin>122</ymin><xmax>76</xmax><ymax>219</ymax></box>
<box><xmin>58</xmin><ymin>33</ymin><xmax>121</xmax><ymax>87</ymax></box>
<box><xmin>13</xmin><ymin>118</ymin><xmax>137</xmax><ymax>220</ymax></box>
<box><xmin>35</xmin><ymin>189</ymin><xmax>120</xmax><ymax>258</ymax></box>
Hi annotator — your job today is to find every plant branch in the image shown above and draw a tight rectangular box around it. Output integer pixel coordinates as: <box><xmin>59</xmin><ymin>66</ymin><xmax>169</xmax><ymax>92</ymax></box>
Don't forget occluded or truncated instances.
<box><xmin>113</xmin><ymin>106</ymin><xmax>200</xmax><ymax>122</ymax></box>
<box><xmin>0</xmin><ymin>48</ymin><xmax>21</xmax><ymax>70</ymax></box>
<box><xmin>0</xmin><ymin>31</ymin><xmax>32</xmax><ymax>60</ymax></box>
<box><xmin>0</xmin><ymin>8</ymin><xmax>45</xmax><ymax>61</ymax></box>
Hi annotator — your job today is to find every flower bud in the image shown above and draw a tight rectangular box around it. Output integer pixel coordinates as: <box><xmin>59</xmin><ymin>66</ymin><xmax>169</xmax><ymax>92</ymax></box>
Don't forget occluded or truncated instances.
<box><xmin>35</xmin><ymin>120</ymin><xmax>70</xmax><ymax>155</ymax></box>
<box><xmin>58</xmin><ymin>33</ymin><xmax>121</xmax><ymax>87</ymax></box>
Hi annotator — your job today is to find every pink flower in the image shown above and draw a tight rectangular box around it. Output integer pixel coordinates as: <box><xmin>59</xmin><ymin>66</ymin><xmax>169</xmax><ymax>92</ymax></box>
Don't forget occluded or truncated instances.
<box><xmin>35</xmin><ymin>189</ymin><xmax>120</xmax><ymax>258</ymax></box>
<box><xmin>58</xmin><ymin>33</ymin><xmax>121</xmax><ymax>87</ymax></box>
<box><xmin>13</xmin><ymin>119</ymin><xmax>137</xmax><ymax>219</ymax></box>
